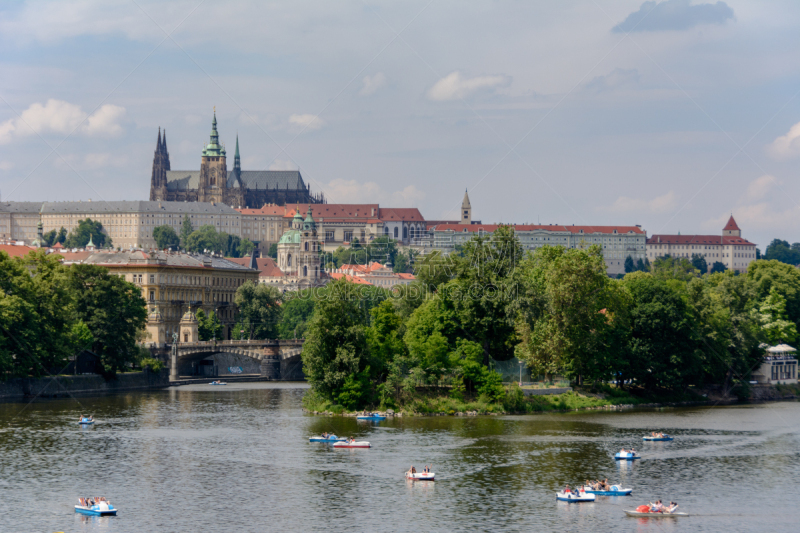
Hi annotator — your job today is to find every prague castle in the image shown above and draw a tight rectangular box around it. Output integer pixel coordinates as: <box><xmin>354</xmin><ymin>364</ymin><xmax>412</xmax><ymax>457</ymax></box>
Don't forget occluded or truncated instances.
<box><xmin>149</xmin><ymin>112</ymin><xmax>324</xmax><ymax>208</ymax></box>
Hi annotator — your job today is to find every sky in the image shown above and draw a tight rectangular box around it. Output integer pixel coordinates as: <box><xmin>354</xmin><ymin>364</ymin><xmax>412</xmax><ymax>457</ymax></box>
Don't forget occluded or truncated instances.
<box><xmin>1</xmin><ymin>0</ymin><xmax>800</xmax><ymax>249</ymax></box>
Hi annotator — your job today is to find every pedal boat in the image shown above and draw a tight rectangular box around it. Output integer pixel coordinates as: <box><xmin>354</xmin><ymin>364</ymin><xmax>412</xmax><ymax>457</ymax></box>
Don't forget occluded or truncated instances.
<box><xmin>308</xmin><ymin>435</ymin><xmax>347</xmax><ymax>442</ymax></box>
<box><xmin>625</xmin><ymin>510</ymin><xmax>688</xmax><ymax>518</ymax></box>
<box><xmin>74</xmin><ymin>501</ymin><xmax>117</xmax><ymax>516</ymax></box>
<box><xmin>209</xmin><ymin>381</ymin><xmax>227</xmax><ymax>385</ymax></box>
<box><xmin>406</xmin><ymin>472</ymin><xmax>435</xmax><ymax>481</ymax></box>
<box><xmin>583</xmin><ymin>485</ymin><xmax>632</xmax><ymax>496</ymax></box>
<box><xmin>614</xmin><ymin>452</ymin><xmax>640</xmax><ymax>460</ymax></box>
<box><xmin>333</xmin><ymin>440</ymin><xmax>371</xmax><ymax>448</ymax></box>
<box><xmin>356</xmin><ymin>414</ymin><xmax>386</xmax><ymax>420</ymax></box>
<box><xmin>642</xmin><ymin>435</ymin><xmax>673</xmax><ymax>441</ymax></box>
<box><xmin>556</xmin><ymin>490</ymin><xmax>595</xmax><ymax>502</ymax></box>
<box><xmin>77</xmin><ymin>418</ymin><xmax>94</xmax><ymax>425</ymax></box>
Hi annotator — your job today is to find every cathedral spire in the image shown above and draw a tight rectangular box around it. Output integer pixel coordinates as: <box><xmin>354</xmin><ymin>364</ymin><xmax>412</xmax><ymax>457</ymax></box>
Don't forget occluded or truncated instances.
<box><xmin>157</xmin><ymin>127</ymin><xmax>162</xmax><ymax>152</ymax></box>
<box><xmin>162</xmin><ymin>129</ymin><xmax>168</xmax><ymax>154</ymax></box>
<box><xmin>202</xmin><ymin>109</ymin><xmax>225</xmax><ymax>157</ymax></box>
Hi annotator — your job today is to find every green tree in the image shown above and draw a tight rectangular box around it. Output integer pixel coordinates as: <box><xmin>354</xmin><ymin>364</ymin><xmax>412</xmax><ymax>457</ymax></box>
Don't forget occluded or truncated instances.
<box><xmin>56</xmin><ymin>227</ymin><xmax>67</xmax><ymax>244</ymax></box>
<box><xmin>277</xmin><ymin>295</ymin><xmax>315</xmax><ymax>339</ymax></box>
<box><xmin>237</xmin><ymin>238</ymin><xmax>255</xmax><ymax>258</ymax></box>
<box><xmin>756</xmin><ymin>287</ymin><xmax>798</xmax><ymax>344</ymax></box>
<box><xmin>403</xmin><ymin>296</ymin><xmax>458</xmax><ymax>383</ymax></box>
<box><xmin>65</xmin><ymin>218</ymin><xmax>111</xmax><ymax>248</ymax></box>
<box><xmin>764</xmin><ymin>239</ymin><xmax>800</xmax><ymax>265</ymax></box>
<box><xmin>624</xmin><ymin>256</ymin><xmax>635</xmax><ymax>273</ymax></box>
<box><xmin>234</xmin><ymin>281</ymin><xmax>282</xmax><ymax>339</ymax></box>
<box><xmin>268</xmin><ymin>243</ymin><xmax>278</xmax><ymax>259</ymax></box>
<box><xmin>301</xmin><ymin>278</ymin><xmax>371</xmax><ymax>403</ymax></box>
<box><xmin>196</xmin><ymin>309</ymin><xmax>223</xmax><ymax>341</ymax></box>
<box><xmin>747</xmin><ymin>260</ymin><xmax>800</xmax><ymax>325</ymax></box>
<box><xmin>42</xmin><ymin>229</ymin><xmax>57</xmax><ymax>247</ymax></box>
<box><xmin>184</xmin><ymin>225</ymin><xmax>225</xmax><ymax>254</ymax></box>
<box><xmin>67</xmin><ymin>264</ymin><xmax>147</xmax><ymax>377</ymax></box>
<box><xmin>414</xmin><ymin>250</ymin><xmax>454</xmax><ymax>292</ymax></box>
<box><xmin>514</xmin><ymin>245</ymin><xmax>620</xmax><ymax>384</ymax></box>
<box><xmin>152</xmin><ymin>225</ymin><xmax>180</xmax><ymax>250</ymax></box>
<box><xmin>652</xmin><ymin>255</ymin><xmax>699</xmax><ymax>281</ymax></box>
<box><xmin>710</xmin><ymin>261</ymin><xmax>727</xmax><ymax>274</ymax></box>
<box><xmin>622</xmin><ymin>273</ymin><xmax>700</xmax><ymax>391</ymax></box>
<box><xmin>180</xmin><ymin>214</ymin><xmax>194</xmax><ymax>247</ymax></box>
<box><xmin>691</xmin><ymin>253</ymin><xmax>708</xmax><ymax>274</ymax></box>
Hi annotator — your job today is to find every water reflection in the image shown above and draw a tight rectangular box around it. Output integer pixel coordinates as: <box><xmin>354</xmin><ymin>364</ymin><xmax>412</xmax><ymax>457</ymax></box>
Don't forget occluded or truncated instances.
<box><xmin>0</xmin><ymin>386</ymin><xmax>798</xmax><ymax>532</ymax></box>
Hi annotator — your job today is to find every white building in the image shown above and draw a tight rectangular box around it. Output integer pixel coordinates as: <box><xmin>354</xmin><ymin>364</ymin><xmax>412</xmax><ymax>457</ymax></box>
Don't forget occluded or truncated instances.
<box><xmin>646</xmin><ymin>216</ymin><xmax>756</xmax><ymax>273</ymax></box>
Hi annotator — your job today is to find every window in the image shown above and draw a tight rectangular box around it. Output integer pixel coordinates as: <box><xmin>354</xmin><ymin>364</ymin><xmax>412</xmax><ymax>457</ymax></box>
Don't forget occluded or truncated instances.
<box><xmin>344</xmin><ymin>231</ymin><xmax>353</xmax><ymax>242</ymax></box>
<box><xmin>403</xmin><ymin>227</ymin><xmax>408</xmax><ymax>239</ymax></box>
<box><xmin>149</xmin><ymin>275</ymin><xmax>155</xmax><ymax>284</ymax></box>
<box><xmin>149</xmin><ymin>290</ymin><xmax>155</xmax><ymax>302</ymax></box>
<box><xmin>304</xmin><ymin>242</ymin><xmax>309</xmax><ymax>251</ymax></box>
<box><xmin>393</xmin><ymin>227</ymin><xmax>398</xmax><ymax>238</ymax></box>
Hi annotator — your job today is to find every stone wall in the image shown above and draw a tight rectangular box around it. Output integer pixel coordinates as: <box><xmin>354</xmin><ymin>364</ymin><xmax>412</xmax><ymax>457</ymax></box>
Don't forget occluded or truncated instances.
<box><xmin>206</xmin><ymin>352</ymin><xmax>263</xmax><ymax>375</ymax></box>
<box><xmin>0</xmin><ymin>369</ymin><xmax>170</xmax><ymax>401</ymax></box>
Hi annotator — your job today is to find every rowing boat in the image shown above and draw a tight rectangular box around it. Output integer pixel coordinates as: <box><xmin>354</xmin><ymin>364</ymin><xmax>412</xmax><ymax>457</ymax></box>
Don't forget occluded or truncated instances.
<box><xmin>642</xmin><ymin>435</ymin><xmax>673</xmax><ymax>441</ymax></box>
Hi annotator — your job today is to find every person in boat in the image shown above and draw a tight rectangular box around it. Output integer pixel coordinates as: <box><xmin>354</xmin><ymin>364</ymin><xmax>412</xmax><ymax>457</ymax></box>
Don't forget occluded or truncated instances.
<box><xmin>564</xmin><ymin>484</ymin><xmax>571</xmax><ymax>495</ymax></box>
<box><xmin>409</xmin><ymin>465</ymin><xmax>417</xmax><ymax>475</ymax></box>
<box><xmin>322</xmin><ymin>432</ymin><xmax>328</xmax><ymax>438</ymax></box>
<box><xmin>666</xmin><ymin>502</ymin><xmax>678</xmax><ymax>513</ymax></box>
<box><xmin>602</xmin><ymin>478</ymin><xmax>610</xmax><ymax>490</ymax></box>
<box><xmin>620</xmin><ymin>448</ymin><xmax>627</xmax><ymax>455</ymax></box>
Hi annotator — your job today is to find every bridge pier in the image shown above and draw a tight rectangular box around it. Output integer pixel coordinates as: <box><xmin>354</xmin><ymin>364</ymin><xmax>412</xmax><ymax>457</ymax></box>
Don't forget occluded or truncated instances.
<box><xmin>260</xmin><ymin>345</ymin><xmax>280</xmax><ymax>380</ymax></box>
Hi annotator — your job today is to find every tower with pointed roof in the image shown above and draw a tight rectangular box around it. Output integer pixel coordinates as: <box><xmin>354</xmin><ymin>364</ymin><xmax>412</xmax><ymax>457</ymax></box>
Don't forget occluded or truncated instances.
<box><xmin>723</xmin><ymin>215</ymin><xmax>741</xmax><ymax>237</ymax></box>
<box><xmin>150</xmin><ymin>127</ymin><xmax>171</xmax><ymax>201</ymax></box>
<box><xmin>460</xmin><ymin>188</ymin><xmax>472</xmax><ymax>225</ymax></box>
<box><xmin>198</xmin><ymin>111</ymin><xmax>228</xmax><ymax>204</ymax></box>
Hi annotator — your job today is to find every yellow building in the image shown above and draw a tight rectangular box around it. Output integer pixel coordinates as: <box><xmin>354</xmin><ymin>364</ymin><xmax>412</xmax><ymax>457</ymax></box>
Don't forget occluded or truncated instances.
<box><xmin>58</xmin><ymin>249</ymin><xmax>258</xmax><ymax>342</ymax></box>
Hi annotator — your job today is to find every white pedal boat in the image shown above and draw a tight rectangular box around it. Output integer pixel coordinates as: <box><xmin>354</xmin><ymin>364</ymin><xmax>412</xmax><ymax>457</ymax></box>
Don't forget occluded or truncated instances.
<box><xmin>75</xmin><ymin>501</ymin><xmax>117</xmax><ymax>516</ymax></box>
<box><xmin>625</xmin><ymin>510</ymin><xmax>688</xmax><ymax>518</ymax></box>
<box><xmin>333</xmin><ymin>441</ymin><xmax>371</xmax><ymax>448</ymax></box>
<box><xmin>615</xmin><ymin>452</ymin><xmax>640</xmax><ymax>460</ymax></box>
<box><xmin>406</xmin><ymin>472</ymin><xmax>435</xmax><ymax>481</ymax></box>
<box><xmin>556</xmin><ymin>491</ymin><xmax>595</xmax><ymax>502</ymax></box>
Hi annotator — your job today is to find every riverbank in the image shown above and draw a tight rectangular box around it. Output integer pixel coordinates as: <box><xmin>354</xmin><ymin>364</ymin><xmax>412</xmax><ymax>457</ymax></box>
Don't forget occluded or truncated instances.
<box><xmin>0</xmin><ymin>369</ymin><xmax>170</xmax><ymax>401</ymax></box>
<box><xmin>302</xmin><ymin>383</ymin><xmax>800</xmax><ymax>417</ymax></box>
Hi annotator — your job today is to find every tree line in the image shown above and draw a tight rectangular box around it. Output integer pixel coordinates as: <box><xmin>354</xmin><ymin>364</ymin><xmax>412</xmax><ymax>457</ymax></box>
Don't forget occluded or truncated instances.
<box><xmin>290</xmin><ymin>226</ymin><xmax>800</xmax><ymax>410</ymax></box>
<box><xmin>0</xmin><ymin>250</ymin><xmax>147</xmax><ymax>380</ymax></box>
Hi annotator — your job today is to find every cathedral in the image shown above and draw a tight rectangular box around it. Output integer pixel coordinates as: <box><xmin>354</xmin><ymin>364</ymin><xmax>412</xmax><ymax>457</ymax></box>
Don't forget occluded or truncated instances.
<box><xmin>149</xmin><ymin>112</ymin><xmax>325</xmax><ymax>208</ymax></box>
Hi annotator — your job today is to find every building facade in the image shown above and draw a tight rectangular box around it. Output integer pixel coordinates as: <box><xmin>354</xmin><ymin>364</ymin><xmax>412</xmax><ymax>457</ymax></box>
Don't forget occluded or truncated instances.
<box><xmin>276</xmin><ymin>207</ymin><xmax>323</xmax><ymax>289</ymax></box>
<box><xmin>57</xmin><ymin>250</ymin><xmax>258</xmax><ymax>341</ymax></box>
<box><xmin>149</xmin><ymin>113</ymin><xmax>324</xmax><ymax>208</ymax></box>
<box><xmin>236</xmin><ymin>204</ymin><xmax>291</xmax><ymax>251</ymax></box>
<box><xmin>0</xmin><ymin>201</ymin><xmax>42</xmax><ymax>242</ymax></box>
<box><xmin>646</xmin><ymin>216</ymin><xmax>756</xmax><ymax>273</ymax></box>
<box><xmin>430</xmin><ymin>223</ymin><xmax>647</xmax><ymax>276</ymax></box>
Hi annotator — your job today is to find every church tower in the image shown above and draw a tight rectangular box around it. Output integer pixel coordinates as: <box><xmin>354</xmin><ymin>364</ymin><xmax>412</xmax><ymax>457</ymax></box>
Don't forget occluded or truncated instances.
<box><xmin>223</xmin><ymin>134</ymin><xmax>245</xmax><ymax>208</ymax></box>
<box><xmin>150</xmin><ymin>127</ymin><xmax>171</xmax><ymax>201</ymax></box>
<box><xmin>198</xmin><ymin>111</ymin><xmax>227</xmax><ymax>204</ymax></box>
<box><xmin>723</xmin><ymin>215</ymin><xmax>741</xmax><ymax>237</ymax></box>
<box><xmin>300</xmin><ymin>206</ymin><xmax>321</xmax><ymax>283</ymax></box>
<box><xmin>460</xmin><ymin>188</ymin><xmax>472</xmax><ymax>225</ymax></box>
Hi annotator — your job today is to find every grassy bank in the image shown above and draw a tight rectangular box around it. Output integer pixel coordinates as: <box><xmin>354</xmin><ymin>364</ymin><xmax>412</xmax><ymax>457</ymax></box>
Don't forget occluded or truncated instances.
<box><xmin>302</xmin><ymin>383</ymin><xmax>706</xmax><ymax>416</ymax></box>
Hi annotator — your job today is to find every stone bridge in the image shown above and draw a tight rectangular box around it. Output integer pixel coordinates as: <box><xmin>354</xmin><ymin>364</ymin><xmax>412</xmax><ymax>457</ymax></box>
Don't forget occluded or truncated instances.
<box><xmin>149</xmin><ymin>339</ymin><xmax>305</xmax><ymax>381</ymax></box>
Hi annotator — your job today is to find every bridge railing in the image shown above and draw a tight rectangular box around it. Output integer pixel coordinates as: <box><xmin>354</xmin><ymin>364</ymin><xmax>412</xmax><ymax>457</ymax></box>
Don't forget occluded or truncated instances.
<box><xmin>167</xmin><ymin>339</ymin><xmax>305</xmax><ymax>349</ymax></box>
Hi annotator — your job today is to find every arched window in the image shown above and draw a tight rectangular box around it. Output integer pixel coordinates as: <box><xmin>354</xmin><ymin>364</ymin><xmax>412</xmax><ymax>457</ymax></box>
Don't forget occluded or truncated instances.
<box><xmin>403</xmin><ymin>226</ymin><xmax>408</xmax><ymax>239</ymax></box>
<box><xmin>304</xmin><ymin>242</ymin><xmax>309</xmax><ymax>251</ymax></box>
<box><xmin>288</xmin><ymin>254</ymin><xmax>292</xmax><ymax>267</ymax></box>
<box><xmin>393</xmin><ymin>227</ymin><xmax>398</xmax><ymax>238</ymax></box>
<box><xmin>384</xmin><ymin>227</ymin><xmax>389</xmax><ymax>235</ymax></box>
<box><xmin>303</xmin><ymin>265</ymin><xmax>308</xmax><ymax>277</ymax></box>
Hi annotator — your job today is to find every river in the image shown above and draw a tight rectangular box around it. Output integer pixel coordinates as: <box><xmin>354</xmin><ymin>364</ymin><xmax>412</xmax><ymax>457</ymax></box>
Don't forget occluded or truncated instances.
<box><xmin>0</xmin><ymin>383</ymin><xmax>797</xmax><ymax>532</ymax></box>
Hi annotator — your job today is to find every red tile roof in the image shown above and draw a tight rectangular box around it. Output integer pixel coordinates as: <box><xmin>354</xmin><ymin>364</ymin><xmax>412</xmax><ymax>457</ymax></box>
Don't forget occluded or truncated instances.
<box><xmin>647</xmin><ymin>235</ymin><xmax>755</xmax><ymax>246</ymax></box>
<box><xmin>329</xmin><ymin>272</ymin><xmax>373</xmax><ymax>285</ymax></box>
<box><xmin>379</xmin><ymin>207</ymin><xmax>425</xmax><ymax>222</ymax></box>
<box><xmin>226</xmin><ymin>256</ymin><xmax>285</xmax><ymax>277</ymax></box>
<box><xmin>431</xmin><ymin>224</ymin><xmax>645</xmax><ymax>235</ymax></box>
<box><xmin>267</xmin><ymin>203</ymin><xmax>382</xmax><ymax>222</ymax></box>
<box><xmin>52</xmin><ymin>242</ymin><xmax>64</xmax><ymax>249</ymax></box>
<box><xmin>723</xmin><ymin>215</ymin><xmax>741</xmax><ymax>231</ymax></box>
<box><xmin>0</xmin><ymin>244</ymin><xmax>37</xmax><ymax>258</ymax></box>
<box><xmin>397</xmin><ymin>273</ymin><xmax>416</xmax><ymax>280</ymax></box>
<box><xmin>236</xmin><ymin>205</ymin><xmax>286</xmax><ymax>216</ymax></box>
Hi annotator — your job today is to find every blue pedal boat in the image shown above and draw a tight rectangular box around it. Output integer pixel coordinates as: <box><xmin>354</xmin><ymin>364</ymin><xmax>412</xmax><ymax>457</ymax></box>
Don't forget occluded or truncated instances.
<box><xmin>643</xmin><ymin>435</ymin><xmax>673</xmax><ymax>441</ymax></box>
<box><xmin>77</xmin><ymin>418</ymin><xmax>94</xmax><ymax>425</ymax></box>
<box><xmin>356</xmin><ymin>414</ymin><xmax>386</xmax><ymax>421</ymax></box>
<box><xmin>309</xmin><ymin>434</ymin><xmax>347</xmax><ymax>442</ymax></box>
<box><xmin>584</xmin><ymin>485</ymin><xmax>632</xmax><ymax>496</ymax></box>
<box><xmin>614</xmin><ymin>452</ymin><xmax>640</xmax><ymax>460</ymax></box>
<box><xmin>75</xmin><ymin>502</ymin><xmax>117</xmax><ymax>516</ymax></box>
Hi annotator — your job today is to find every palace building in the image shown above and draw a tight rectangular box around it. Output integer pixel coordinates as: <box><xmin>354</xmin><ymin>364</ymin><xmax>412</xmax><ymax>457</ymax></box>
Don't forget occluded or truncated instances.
<box><xmin>149</xmin><ymin>112</ymin><xmax>324</xmax><ymax>208</ymax></box>
<box><xmin>646</xmin><ymin>215</ymin><xmax>756</xmax><ymax>273</ymax></box>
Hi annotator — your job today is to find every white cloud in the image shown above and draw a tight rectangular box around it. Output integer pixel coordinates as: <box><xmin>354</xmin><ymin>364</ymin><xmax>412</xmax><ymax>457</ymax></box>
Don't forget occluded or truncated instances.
<box><xmin>600</xmin><ymin>191</ymin><xmax>678</xmax><ymax>214</ymax></box>
<box><xmin>268</xmin><ymin>159</ymin><xmax>299</xmax><ymax>171</ymax></box>
<box><xmin>768</xmin><ymin>121</ymin><xmax>800</xmax><ymax>159</ymax></box>
<box><xmin>427</xmin><ymin>71</ymin><xmax>511</xmax><ymax>101</ymax></box>
<box><xmin>360</xmin><ymin>73</ymin><xmax>387</xmax><ymax>96</ymax></box>
<box><xmin>288</xmin><ymin>113</ymin><xmax>324</xmax><ymax>132</ymax></box>
<box><xmin>0</xmin><ymin>99</ymin><xmax>126</xmax><ymax>144</ymax></box>
<box><xmin>323</xmin><ymin>179</ymin><xmax>425</xmax><ymax>206</ymax></box>
<box><xmin>744</xmin><ymin>174</ymin><xmax>778</xmax><ymax>202</ymax></box>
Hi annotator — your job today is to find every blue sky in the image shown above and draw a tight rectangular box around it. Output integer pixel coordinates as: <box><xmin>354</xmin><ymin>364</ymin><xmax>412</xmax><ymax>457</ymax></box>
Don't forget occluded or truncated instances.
<box><xmin>1</xmin><ymin>0</ymin><xmax>800</xmax><ymax>248</ymax></box>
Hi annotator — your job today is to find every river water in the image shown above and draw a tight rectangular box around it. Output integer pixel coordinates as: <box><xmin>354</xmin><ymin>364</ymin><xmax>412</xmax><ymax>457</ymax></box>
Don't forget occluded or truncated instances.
<box><xmin>1</xmin><ymin>383</ymin><xmax>798</xmax><ymax>532</ymax></box>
